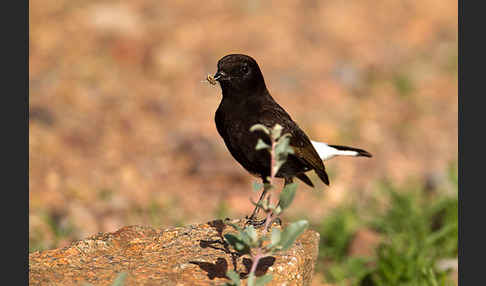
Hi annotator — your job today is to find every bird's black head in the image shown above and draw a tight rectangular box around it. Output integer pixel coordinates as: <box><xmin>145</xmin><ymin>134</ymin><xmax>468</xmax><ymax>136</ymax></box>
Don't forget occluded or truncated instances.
<box><xmin>213</xmin><ymin>54</ymin><xmax>266</xmax><ymax>96</ymax></box>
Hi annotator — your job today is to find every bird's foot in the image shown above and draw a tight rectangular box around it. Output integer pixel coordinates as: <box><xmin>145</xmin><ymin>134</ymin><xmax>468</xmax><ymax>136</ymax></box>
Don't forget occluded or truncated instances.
<box><xmin>244</xmin><ymin>215</ymin><xmax>282</xmax><ymax>228</ymax></box>
<box><xmin>245</xmin><ymin>215</ymin><xmax>266</xmax><ymax>228</ymax></box>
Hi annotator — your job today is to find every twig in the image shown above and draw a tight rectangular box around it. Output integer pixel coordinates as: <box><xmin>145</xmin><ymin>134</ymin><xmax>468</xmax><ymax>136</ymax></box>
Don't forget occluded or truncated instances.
<box><xmin>248</xmin><ymin>250</ymin><xmax>263</xmax><ymax>276</ymax></box>
<box><xmin>248</xmin><ymin>135</ymin><xmax>278</xmax><ymax>278</ymax></box>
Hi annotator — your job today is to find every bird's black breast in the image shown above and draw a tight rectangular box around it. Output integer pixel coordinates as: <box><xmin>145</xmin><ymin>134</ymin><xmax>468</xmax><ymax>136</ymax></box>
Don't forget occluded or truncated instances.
<box><xmin>214</xmin><ymin>95</ymin><xmax>318</xmax><ymax>179</ymax></box>
<box><xmin>215</xmin><ymin>99</ymin><xmax>271</xmax><ymax>177</ymax></box>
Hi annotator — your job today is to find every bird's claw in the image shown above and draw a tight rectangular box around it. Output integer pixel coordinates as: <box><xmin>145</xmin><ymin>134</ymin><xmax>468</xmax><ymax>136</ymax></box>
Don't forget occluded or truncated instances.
<box><xmin>244</xmin><ymin>215</ymin><xmax>282</xmax><ymax>228</ymax></box>
<box><xmin>245</xmin><ymin>215</ymin><xmax>267</xmax><ymax>228</ymax></box>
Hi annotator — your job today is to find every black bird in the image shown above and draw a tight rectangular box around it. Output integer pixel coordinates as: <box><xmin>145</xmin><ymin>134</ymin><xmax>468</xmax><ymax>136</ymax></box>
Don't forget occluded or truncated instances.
<box><xmin>211</xmin><ymin>54</ymin><xmax>371</xmax><ymax>222</ymax></box>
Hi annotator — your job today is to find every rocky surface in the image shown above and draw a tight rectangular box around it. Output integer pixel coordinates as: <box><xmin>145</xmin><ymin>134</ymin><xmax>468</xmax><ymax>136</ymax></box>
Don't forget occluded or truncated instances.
<box><xmin>29</xmin><ymin>219</ymin><xmax>320</xmax><ymax>285</ymax></box>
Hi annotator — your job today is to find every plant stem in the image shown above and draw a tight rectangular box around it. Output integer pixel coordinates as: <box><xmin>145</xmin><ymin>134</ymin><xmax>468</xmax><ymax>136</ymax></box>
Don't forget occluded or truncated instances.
<box><xmin>262</xmin><ymin>211</ymin><xmax>273</xmax><ymax>236</ymax></box>
<box><xmin>248</xmin><ymin>135</ymin><xmax>277</xmax><ymax>279</ymax></box>
<box><xmin>249</xmin><ymin>251</ymin><xmax>263</xmax><ymax>276</ymax></box>
<box><xmin>270</xmin><ymin>139</ymin><xmax>277</xmax><ymax>179</ymax></box>
<box><xmin>266</xmin><ymin>138</ymin><xmax>278</xmax><ymax>232</ymax></box>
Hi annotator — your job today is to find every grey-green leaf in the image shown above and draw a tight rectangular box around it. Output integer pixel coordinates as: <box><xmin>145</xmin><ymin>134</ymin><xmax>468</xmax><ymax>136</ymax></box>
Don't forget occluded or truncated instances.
<box><xmin>255</xmin><ymin>139</ymin><xmax>270</xmax><ymax>150</ymax></box>
<box><xmin>279</xmin><ymin>220</ymin><xmax>309</xmax><ymax>251</ymax></box>
<box><xmin>226</xmin><ymin>270</ymin><xmax>241</xmax><ymax>286</ymax></box>
<box><xmin>271</xmin><ymin>124</ymin><xmax>283</xmax><ymax>140</ymax></box>
<box><xmin>279</xmin><ymin>182</ymin><xmax>298</xmax><ymax>211</ymax></box>
<box><xmin>270</xmin><ymin>228</ymin><xmax>281</xmax><ymax>249</ymax></box>
<box><xmin>255</xmin><ymin>274</ymin><xmax>273</xmax><ymax>286</ymax></box>
<box><xmin>247</xmin><ymin>273</ymin><xmax>256</xmax><ymax>286</ymax></box>
<box><xmin>239</xmin><ymin>229</ymin><xmax>252</xmax><ymax>247</ymax></box>
<box><xmin>224</xmin><ymin>233</ymin><xmax>249</xmax><ymax>253</ymax></box>
<box><xmin>273</xmin><ymin>160</ymin><xmax>285</xmax><ymax>176</ymax></box>
<box><xmin>244</xmin><ymin>225</ymin><xmax>258</xmax><ymax>245</ymax></box>
<box><xmin>275</xmin><ymin>136</ymin><xmax>292</xmax><ymax>156</ymax></box>
<box><xmin>250</xmin><ymin>124</ymin><xmax>270</xmax><ymax>134</ymax></box>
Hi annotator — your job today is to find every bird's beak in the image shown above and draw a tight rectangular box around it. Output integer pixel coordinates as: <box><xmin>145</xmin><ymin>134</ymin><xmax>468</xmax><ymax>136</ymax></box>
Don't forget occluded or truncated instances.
<box><xmin>213</xmin><ymin>71</ymin><xmax>227</xmax><ymax>81</ymax></box>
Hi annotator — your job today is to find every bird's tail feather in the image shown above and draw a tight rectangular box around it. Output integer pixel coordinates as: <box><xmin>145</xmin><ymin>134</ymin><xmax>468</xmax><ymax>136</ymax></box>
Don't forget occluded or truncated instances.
<box><xmin>311</xmin><ymin>140</ymin><xmax>372</xmax><ymax>161</ymax></box>
<box><xmin>296</xmin><ymin>173</ymin><xmax>315</xmax><ymax>187</ymax></box>
<box><xmin>314</xmin><ymin>168</ymin><xmax>330</xmax><ymax>186</ymax></box>
<box><xmin>327</xmin><ymin>144</ymin><xmax>372</xmax><ymax>158</ymax></box>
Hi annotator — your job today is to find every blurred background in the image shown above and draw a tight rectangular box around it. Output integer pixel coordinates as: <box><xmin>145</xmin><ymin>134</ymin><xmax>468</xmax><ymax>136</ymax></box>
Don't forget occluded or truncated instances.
<box><xmin>29</xmin><ymin>0</ymin><xmax>457</xmax><ymax>285</ymax></box>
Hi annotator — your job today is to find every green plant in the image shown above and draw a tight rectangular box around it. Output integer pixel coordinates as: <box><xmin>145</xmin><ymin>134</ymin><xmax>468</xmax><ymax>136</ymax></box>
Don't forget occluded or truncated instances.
<box><xmin>315</xmin><ymin>206</ymin><xmax>370</xmax><ymax>284</ymax></box>
<box><xmin>316</xmin><ymin>175</ymin><xmax>458</xmax><ymax>286</ymax></box>
<box><xmin>364</xmin><ymin>182</ymin><xmax>457</xmax><ymax>286</ymax></box>
<box><xmin>222</xmin><ymin>124</ymin><xmax>309</xmax><ymax>286</ymax></box>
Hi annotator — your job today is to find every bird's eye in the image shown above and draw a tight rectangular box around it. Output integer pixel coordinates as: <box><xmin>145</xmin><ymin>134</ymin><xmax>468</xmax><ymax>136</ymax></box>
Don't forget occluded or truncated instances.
<box><xmin>241</xmin><ymin>65</ymin><xmax>249</xmax><ymax>74</ymax></box>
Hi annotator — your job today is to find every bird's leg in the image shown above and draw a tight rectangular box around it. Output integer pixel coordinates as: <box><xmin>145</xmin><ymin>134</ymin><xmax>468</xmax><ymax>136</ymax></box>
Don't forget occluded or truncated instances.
<box><xmin>246</xmin><ymin>177</ymin><xmax>293</xmax><ymax>227</ymax></box>
<box><xmin>247</xmin><ymin>188</ymin><xmax>268</xmax><ymax>221</ymax></box>
<box><xmin>246</xmin><ymin>178</ymin><xmax>270</xmax><ymax>226</ymax></box>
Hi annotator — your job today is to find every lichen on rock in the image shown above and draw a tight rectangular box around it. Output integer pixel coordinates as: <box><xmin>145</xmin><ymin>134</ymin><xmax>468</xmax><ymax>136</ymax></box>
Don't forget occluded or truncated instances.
<box><xmin>29</xmin><ymin>219</ymin><xmax>320</xmax><ymax>286</ymax></box>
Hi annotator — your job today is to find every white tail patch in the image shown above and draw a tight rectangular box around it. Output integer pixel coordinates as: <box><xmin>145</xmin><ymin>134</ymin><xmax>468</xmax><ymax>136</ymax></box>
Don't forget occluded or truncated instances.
<box><xmin>311</xmin><ymin>140</ymin><xmax>359</xmax><ymax>161</ymax></box>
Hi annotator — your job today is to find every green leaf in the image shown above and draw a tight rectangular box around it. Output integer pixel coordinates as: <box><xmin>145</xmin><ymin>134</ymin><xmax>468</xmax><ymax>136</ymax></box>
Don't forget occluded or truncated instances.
<box><xmin>279</xmin><ymin>220</ymin><xmax>309</xmax><ymax>251</ymax></box>
<box><xmin>224</xmin><ymin>233</ymin><xmax>250</xmax><ymax>253</ymax></box>
<box><xmin>271</xmin><ymin>124</ymin><xmax>283</xmax><ymax>140</ymax></box>
<box><xmin>255</xmin><ymin>274</ymin><xmax>273</xmax><ymax>286</ymax></box>
<box><xmin>255</xmin><ymin>139</ymin><xmax>270</xmax><ymax>150</ymax></box>
<box><xmin>225</xmin><ymin>270</ymin><xmax>241</xmax><ymax>286</ymax></box>
<box><xmin>244</xmin><ymin>225</ymin><xmax>258</xmax><ymax>246</ymax></box>
<box><xmin>240</xmin><ymin>229</ymin><xmax>256</xmax><ymax>248</ymax></box>
<box><xmin>270</xmin><ymin>228</ymin><xmax>281</xmax><ymax>249</ymax></box>
<box><xmin>250</xmin><ymin>124</ymin><xmax>270</xmax><ymax>134</ymax></box>
<box><xmin>275</xmin><ymin>137</ymin><xmax>289</xmax><ymax>155</ymax></box>
<box><xmin>279</xmin><ymin>182</ymin><xmax>298</xmax><ymax>211</ymax></box>
<box><xmin>426</xmin><ymin>223</ymin><xmax>457</xmax><ymax>246</ymax></box>
<box><xmin>273</xmin><ymin>160</ymin><xmax>287</xmax><ymax>176</ymax></box>
<box><xmin>275</xmin><ymin>134</ymin><xmax>294</xmax><ymax>155</ymax></box>
<box><xmin>247</xmin><ymin>273</ymin><xmax>256</xmax><ymax>286</ymax></box>
<box><xmin>273</xmin><ymin>136</ymin><xmax>294</xmax><ymax>176</ymax></box>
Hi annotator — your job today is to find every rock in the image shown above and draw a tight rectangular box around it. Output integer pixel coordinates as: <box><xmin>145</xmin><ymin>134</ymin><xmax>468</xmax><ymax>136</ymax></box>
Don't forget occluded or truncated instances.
<box><xmin>29</xmin><ymin>219</ymin><xmax>320</xmax><ymax>285</ymax></box>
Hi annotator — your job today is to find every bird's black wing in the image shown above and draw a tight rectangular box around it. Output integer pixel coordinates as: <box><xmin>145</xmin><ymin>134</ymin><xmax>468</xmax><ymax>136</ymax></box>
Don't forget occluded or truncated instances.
<box><xmin>258</xmin><ymin>98</ymin><xmax>330</xmax><ymax>186</ymax></box>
